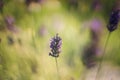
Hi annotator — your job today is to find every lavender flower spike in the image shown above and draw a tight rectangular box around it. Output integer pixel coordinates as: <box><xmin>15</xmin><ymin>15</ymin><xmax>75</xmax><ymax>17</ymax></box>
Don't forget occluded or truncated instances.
<box><xmin>107</xmin><ymin>9</ymin><xmax>120</xmax><ymax>32</ymax></box>
<box><xmin>49</xmin><ymin>34</ymin><xmax>62</xmax><ymax>58</ymax></box>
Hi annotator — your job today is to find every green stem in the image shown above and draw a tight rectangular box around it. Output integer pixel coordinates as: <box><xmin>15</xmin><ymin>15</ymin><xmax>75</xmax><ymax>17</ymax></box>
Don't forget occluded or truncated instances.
<box><xmin>95</xmin><ymin>32</ymin><xmax>111</xmax><ymax>80</ymax></box>
<box><xmin>55</xmin><ymin>57</ymin><xmax>60</xmax><ymax>80</ymax></box>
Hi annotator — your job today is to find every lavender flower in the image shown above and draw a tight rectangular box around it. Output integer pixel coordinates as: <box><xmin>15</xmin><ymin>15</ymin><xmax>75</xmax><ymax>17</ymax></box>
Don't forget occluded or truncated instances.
<box><xmin>49</xmin><ymin>34</ymin><xmax>62</xmax><ymax>58</ymax></box>
<box><xmin>5</xmin><ymin>16</ymin><xmax>19</xmax><ymax>33</ymax></box>
<box><xmin>107</xmin><ymin>9</ymin><xmax>120</xmax><ymax>32</ymax></box>
<box><xmin>5</xmin><ymin>15</ymin><xmax>15</xmax><ymax>25</ymax></box>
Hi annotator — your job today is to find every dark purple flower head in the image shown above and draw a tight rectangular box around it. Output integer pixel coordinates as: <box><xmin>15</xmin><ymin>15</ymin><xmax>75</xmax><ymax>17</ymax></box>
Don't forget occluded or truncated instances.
<box><xmin>49</xmin><ymin>34</ymin><xmax>62</xmax><ymax>58</ymax></box>
<box><xmin>107</xmin><ymin>9</ymin><xmax>120</xmax><ymax>32</ymax></box>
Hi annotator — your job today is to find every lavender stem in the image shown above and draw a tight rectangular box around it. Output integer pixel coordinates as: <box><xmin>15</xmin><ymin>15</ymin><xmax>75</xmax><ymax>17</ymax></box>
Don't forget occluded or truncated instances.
<box><xmin>55</xmin><ymin>57</ymin><xmax>60</xmax><ymax>80</ymax></box>
<box><xmin>95</xmin><ymin>32</ymin><xmax>111</xmax><ymax>80</ymax></box>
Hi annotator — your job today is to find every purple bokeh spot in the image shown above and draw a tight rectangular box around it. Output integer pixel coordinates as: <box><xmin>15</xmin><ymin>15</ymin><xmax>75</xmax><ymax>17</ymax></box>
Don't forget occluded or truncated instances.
<box><xmin>90</xmin><ymin>19</ymin><xmax>102</xmax><ymax>32</ymax></box>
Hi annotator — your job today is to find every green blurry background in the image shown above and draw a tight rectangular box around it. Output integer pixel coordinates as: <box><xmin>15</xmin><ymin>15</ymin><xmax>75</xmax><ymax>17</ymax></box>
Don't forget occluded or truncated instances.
<box><xmin>0</xmin><ymin>0</ymin><xmax>120</xmax><ymax>80</ymax></box>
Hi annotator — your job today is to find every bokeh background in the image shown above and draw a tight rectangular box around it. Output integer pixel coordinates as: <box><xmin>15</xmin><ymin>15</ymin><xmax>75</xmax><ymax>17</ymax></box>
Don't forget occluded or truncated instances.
<box><xmin>0</xmin><ymin>0</ymin><xmax>120</xmax><ymax>80</ymax></box>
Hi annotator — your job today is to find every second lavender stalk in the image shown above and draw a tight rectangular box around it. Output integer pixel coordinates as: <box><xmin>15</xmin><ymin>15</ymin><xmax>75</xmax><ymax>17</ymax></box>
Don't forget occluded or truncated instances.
<box><xmin>49</xmin><ymin>34</ymin><xmax>62</xmax><ymax>80</ymax></box>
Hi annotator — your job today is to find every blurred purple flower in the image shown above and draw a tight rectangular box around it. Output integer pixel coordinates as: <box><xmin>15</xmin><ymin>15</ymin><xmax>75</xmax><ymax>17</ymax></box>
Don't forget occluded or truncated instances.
<box><xmin>82</xmin><ymin>44</ymin><xmax>97</xmax><ymax>68</ymax></box>
<box><xmin>82</xmin><ymin>18</ymin><xmax>103</xmax><ymax>68</ymax></box>
<box><xmin>107</xmin><ymin>9</ymin><xmax>120</xmax><ymax>32</ymax></box>
<box><xmin>5</xmin><ymin>16</ymin><xmax>19</xmax><ymax>33</ymax></box>
<box><xmin>49</xmin><ymin>34</ymin><xmax>62</xmax><ymax>58</ymax></box>
<box><xmin>5</xmin><ymin>16</ymin><xmax>14</xmax><ymax>25</ymax></box>
<box><xmin>92</xmin><ymin>0</ymin><xmax>102</xmax><ymax>11</ymax></box>
<box><xmin>90</xmin><ymin>19</ymin><xmax>102</xmax><ymax>33</ymax></box>
<box><xmin>38</xmin><ymin>25</ymin><xmax>47</xmax><ymax>37</ymax></box>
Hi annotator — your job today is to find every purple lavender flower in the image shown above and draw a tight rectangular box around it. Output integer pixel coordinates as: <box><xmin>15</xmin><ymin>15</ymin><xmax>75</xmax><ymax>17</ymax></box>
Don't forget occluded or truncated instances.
<box><xmin>5</xmin><ymin>16</ymin><xmax>15</xmax><ymax>25</ymax></box>
<box><xmin>38</xmin><ymin>25</ymin><xmax>47</xmax><ymax>37</ymax></box>
<box><xmin>107</xmin><ymin>9</ymin><xmax>120</xmax><ymax>32</ymax></box>
<box><xmin>49</xmin><ymin>34</ymin><xmax>62</xmax><ymax>58</ymax></box>
<box><xmin>4</xmin><ymin>16</ymin><xmax>19</xmax><ymax>33</ymax></box>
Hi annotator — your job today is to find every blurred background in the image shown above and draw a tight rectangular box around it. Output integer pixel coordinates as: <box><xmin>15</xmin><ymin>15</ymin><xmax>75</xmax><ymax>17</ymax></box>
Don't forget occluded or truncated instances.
<box><xmin>0</xmin><ymin>0</ymin><xmax>120</xmax><ymax>80</ymax></box>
